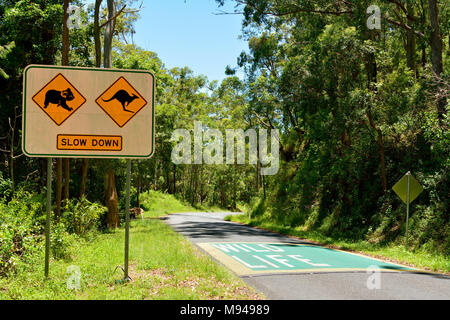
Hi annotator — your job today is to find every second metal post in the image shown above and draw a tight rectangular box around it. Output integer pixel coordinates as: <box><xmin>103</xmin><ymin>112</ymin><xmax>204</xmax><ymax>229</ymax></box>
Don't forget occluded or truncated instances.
<box><xmin>45</xmin><ymin>157</ymin><xmax>52</xmax><ymax>278</ymax></box>
<box><xmin>124</xmin><ymin>159</ymin><xmax>131</xmax><ymax>280</ymax></box>
<box><xmin>405</xmin><ymin>172</ymin><xmax>411</xmax><ymax>248</ymax></box>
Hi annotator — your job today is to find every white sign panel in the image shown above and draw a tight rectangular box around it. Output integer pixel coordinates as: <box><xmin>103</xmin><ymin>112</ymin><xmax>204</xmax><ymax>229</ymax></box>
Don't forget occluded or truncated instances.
<box><xmin>22</xmin><ymin>65</ymin><xmax>155</xmax><ymax>158</ymax></box>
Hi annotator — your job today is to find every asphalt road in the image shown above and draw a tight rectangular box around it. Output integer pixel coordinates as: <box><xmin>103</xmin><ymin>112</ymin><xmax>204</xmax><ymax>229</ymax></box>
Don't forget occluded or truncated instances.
<box><xmin>163</xmin><ymin>212</ymin><xmax>450</xmax><ymax>300</ymax></box>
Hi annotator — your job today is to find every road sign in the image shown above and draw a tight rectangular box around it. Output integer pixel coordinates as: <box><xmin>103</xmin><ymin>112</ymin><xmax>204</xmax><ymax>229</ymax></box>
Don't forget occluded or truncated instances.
<box><xmin>392</xmin><ymin>172</ymin><xmax>423</xmax><ymax>247</ymax></box>
<box><xmin>32</xmin><ymin>73</ymin><xmax>86</xmax><ymax>126</ymax></box>
<box><xmin>23</xmin><ymin>65</ymin><xmax>155</xmax><ymax>158</ymax></box>
<box><xmin>392</xmin><ymin>172</ymin><xmax>423</xmax><ymax>204</ymax></box>
<box><xmin>95</xmin><ymin>76</ymin><xmax>148</xmax><ymax>128</ymax></box>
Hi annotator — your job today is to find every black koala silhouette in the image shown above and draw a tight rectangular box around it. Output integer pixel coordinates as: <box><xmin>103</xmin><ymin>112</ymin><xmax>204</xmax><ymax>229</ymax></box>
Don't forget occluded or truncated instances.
<box><xmin>102</xmin><ymin>90</ymin><xmax>138</xmax><ymax>113</ymax></box>
<box><xmin>44</xmin><ymin>88</ymin><xmax>75</xmax><ymax>112</ymax></box>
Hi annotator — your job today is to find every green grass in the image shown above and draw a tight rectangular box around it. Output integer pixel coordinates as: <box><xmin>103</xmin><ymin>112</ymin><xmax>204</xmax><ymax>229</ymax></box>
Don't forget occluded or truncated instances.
<box><xmin>0</xmin><ymin>219</ymin><xmax>262</xmax><ymax>300</ymax></box>
<box><xmin>140</xmin><ymin>190</ymin><xmax>226</xmax><ymax>218</ymax></box>
<box><xmin>226</xmin><ymin>214</ymin><xmax>450</xmax><ymax>274</ymax></box>
<box><xmin>0</xmin><ymin>192</ymin><xmax>263</xmax><ymax>300</ymax></box>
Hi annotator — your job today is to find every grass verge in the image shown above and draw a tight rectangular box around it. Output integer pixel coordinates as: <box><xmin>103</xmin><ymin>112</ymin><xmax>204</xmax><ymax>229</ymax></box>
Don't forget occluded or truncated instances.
<box><xmin>140</xmin><ymin>190</ymin><xmax>226</xmax><ymax>218</ymax></box>
<box><xmin>226</xmin><ymin>214</ymin><xmax>450</xmax><ymax>274</ymax></box>
<box><xmin>0</xmin><ymin>218</ymin><xmax>262</xmax><ymax>300</ymax></box>
<box><xmin>0</xmin><ymin>191</ymin><xmax>263</xmax><ymax>300</ymax></box>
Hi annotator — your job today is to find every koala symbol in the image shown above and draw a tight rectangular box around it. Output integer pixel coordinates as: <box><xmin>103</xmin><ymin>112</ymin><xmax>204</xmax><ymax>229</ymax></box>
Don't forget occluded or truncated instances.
<box><xmin>44</xmin><ymin>88</ymin><xmax>75</xmax><ymax>112</ymax></box>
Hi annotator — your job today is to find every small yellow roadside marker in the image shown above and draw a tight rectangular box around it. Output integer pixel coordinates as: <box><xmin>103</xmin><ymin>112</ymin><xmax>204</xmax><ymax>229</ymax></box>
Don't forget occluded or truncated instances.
<box><xmin>392</xmin><ymin>172</ymin><xmax>423</xmax><ymax>248</ymax></box>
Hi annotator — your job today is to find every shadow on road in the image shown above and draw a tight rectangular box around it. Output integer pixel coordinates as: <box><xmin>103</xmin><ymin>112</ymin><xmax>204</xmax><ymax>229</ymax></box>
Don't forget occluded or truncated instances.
<box><xmin>166</xmin><ymin>219</ymin><xmax>311</xmax><ymax>244</ymax></box>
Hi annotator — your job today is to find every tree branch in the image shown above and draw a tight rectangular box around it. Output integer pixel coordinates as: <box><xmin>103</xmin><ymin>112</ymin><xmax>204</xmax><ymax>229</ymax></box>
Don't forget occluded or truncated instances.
<box><xmin>385</xmin><ymin>16</ymin><xmax>425</xmax><ymax>38</ymax></box>
<box><xmin>99</xmin><ymin>5</ymin><xmax>127</xmax><ymax>28</ymax></box>
<box><xmin>387</xmin><ymin>0</ymin><xmax>417</xmax><ymax>21</ymax></box>
<box><xmin>233</xmin><ymin>0</ymin><xmax>353</xmax><ymax>18</ymax></box>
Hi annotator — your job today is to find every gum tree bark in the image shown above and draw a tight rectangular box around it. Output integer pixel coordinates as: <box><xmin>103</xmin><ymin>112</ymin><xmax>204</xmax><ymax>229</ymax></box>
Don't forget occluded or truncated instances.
<box><xmin>103</xmin><ymin>0</ymin><xmax>119</xmax><ymax>228</ymax></box>
<box><xmin>56</xmin><ymin>0</ymin><xmax>70</xmax><ymax>219</ymax></box>
<box><xmin>105</xmin><ymin>168</ymin><xmax>119</xmax><ymax>228</ymax></box>
<box><xmin>365</xmin><ymin>29</ymin><xmax>387</xmax><ymax>193</ymax></box>
<box><xmin>406</xmin><ymin>2</ymin><xmax>417</xmax><ymax>76</ymax></box>
<box><xmin>94</xmin><ymin>0</ymin><xmax>102</xmax><ymax>68</ymax></box>
<box><xmin>79</xmin><ymin>0</ymin><xmax>103</xmax><ymax>198</ymax></box>
<box><xmin>428</xmin><ymin>0</ymin><xmax>445</xmax><ymax>121</ymax></box>
<box><xmin>103</xmin><ymin>0</ymin><xmax>116</xmax><ymax>69</ymax></box>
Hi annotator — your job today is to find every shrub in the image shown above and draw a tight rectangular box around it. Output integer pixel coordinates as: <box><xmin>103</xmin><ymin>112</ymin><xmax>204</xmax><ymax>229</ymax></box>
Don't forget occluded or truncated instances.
<box><xmin>0</xmin><ymin>190</ymin><xmax>45</xmax><ymax>276</ymax></box>
<box><xmin>50</xmin><ymin>222</ymin><xmax>75</xmax><ymax>260</ymax></box>
<box><xmin>118</xmin><ymin>186</ymin><xmax>138</xmax><ymax>211</ymax></box>
<box><xmin>60</xmin><ymin>197</ymin><xmax>107</xmax><ymax>235</ymax></box>
<box><xmin>0</xmin><ymin>172</ymin><xmax>13</xmax><ymax>200</ymax></box>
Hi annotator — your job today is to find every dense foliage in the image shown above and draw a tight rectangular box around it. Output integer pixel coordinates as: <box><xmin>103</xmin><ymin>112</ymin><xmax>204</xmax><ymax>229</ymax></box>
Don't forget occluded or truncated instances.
<box><xmin>216</xmin><ymin>0</ymin><xmax>449</xmax><ymax>253</ymax></box>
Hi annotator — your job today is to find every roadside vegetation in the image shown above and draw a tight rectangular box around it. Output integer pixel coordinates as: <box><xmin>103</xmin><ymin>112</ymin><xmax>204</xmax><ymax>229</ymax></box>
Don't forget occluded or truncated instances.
<box><xmin>226</xmin><ymin>205</ymin><xmax>450</xmax><ymax>274</ymax></box>
<box><xmin>0</xmin><ymin>185</ymin><xmax>262</xmax><ymax>300</ymax></box>
<box><xmin>140</xmin><ymin>190</ymin><xmax>225</xmax><ymax>218</ymax></box>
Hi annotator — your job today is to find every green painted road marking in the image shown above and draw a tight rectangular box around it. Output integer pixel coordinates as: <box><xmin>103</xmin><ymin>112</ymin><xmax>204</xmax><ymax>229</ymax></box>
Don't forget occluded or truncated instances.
<box><xmin>197</xmin><ymin>242</ymin><xmax>415</xmax><ymax>276</ymax></box>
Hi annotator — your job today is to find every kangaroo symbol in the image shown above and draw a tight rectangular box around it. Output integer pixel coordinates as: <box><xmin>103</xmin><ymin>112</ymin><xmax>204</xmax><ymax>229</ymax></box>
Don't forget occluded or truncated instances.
<box><xmin>44</xmin><ymin>88</ymin><xmax>75</xmax><ymax>111</ymax></box>
<box><xmin>102</xmin><ymin>90</ymin><xmax>138</xmax><ymax>113</ymax></box>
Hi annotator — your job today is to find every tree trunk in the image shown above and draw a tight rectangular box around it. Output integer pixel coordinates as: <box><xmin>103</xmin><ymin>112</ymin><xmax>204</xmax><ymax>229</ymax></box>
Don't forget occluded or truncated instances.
<box><xmin>56</xmin><ymin>159</ymin><xmax>62</xmax><ymax>219</ymax></box>
<box><xmin>166</xmin><ymin>167</ymin><xmax>171</xmax><ymax>193</ymax></box>
<box><xmin>40</xmin><ymin>159</ymin><xmax>46</xmax><ymax>187</ymax></box>
<box><xmin>428</xmin><ymin>0</ymin><xmax>443</xmax><ymax>75</ymax></box>
<box><xmin>57</xmin><ymin>0</ymin><xmax>70</xmax><ymax>216</ymax></box>
<box><xmin>8</xmin><ymin>111</ymin><xmax>17</xmax><ymax>193</ymax></box>
<box><xmin>137</xmin><ymin>171</ymin><xmax>141</xmax><ymax>208</ymax></box>
<box><xmin>105</xmin><ymin>169</ymin><xmax>119</xmax><ymax>228</ymax></box>
<box><xmin>191</xmin><ymin>165</ymin><xmax>197</xmax><ymax>206</ymax></box>
<box><xmin>366</xmin><ymin>111</ymin><xmax>388</xmax><ymax>193</ymax></box>
<box><xmin>428</xmin><ymin>0</ymin><xmax>445</xmax><ymax>121</ymax></box>
<box><xmin>173</xmin><ymin>163</ymin><xmax>176</xmax><ymax>194</ymax></box>
<box><xmin>63</xmin><ymin>158</ymin><xmax>70</xmax><ymax>202</ymax></box>
<box><xmin>262</xmin><ymin>174</ymin><xmax>266</xmax><ymax>199</ymax></box>
<box><xmin>406</xmin><ymin>2</ymin><xmax>417</xmax><ymax>76</ymax></box>
<box><xmin>154</xmin><ymin>163</ymin><xmax>157</xmax><ymax>190</ymax></box>
<box><xmin>364</xmin><ymin>45</ymin><xmax>387</xmax><ymax>193</ymax></box>
<box><xmin>103</xmin><ymin>0</ymin><xmax>116</xmax><ymax>68</ymax></box>
<box><xmin>220</xmin><ymin>178</ymin><xmax>225</xmax><ymax>207</ymax></box>
<box><xmin>422</xmin><ymin>47</ymin><xmax>426</xmax><ymax>69</ymax></box>
<box><xmin>79</xmin><ymin>159</ymin><xmax>88</xmax><ymax>198</ymax></box>
<box><xmin>103</xmin><ymin>0</ymin><xmax>119</xmax><ymax>228</ymax></box>
<box><xmin>256</xmin><ymin>141</ymin><xmax>260</xmax><ymax>191</ymax></box>
<box><xmin>94</xmin><ymin>0</ymin><xmax>103</xmax><ymax>67</ymax></box>
<box><xmin>62</xmin><ymin>0</ymin><xmax>70</xmax><ymax>66</ymax></box>
<box><xmin>232</xmin><ymin>164</ymin><xmax>237</xmax><ymax>210</ymax></box>
<box><xmin>79</xmin><ymin>0</ymin><xmax>102</xmax><ymax>199</ymax></box>
<box><xmin>9</xmin><ymin>153</ymin><xmax>14</xmax><ymax>193</ymax></box>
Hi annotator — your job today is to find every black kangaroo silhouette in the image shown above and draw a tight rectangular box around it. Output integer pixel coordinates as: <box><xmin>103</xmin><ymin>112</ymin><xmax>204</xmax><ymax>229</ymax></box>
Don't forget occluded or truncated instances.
<box><xmin>44</xmin><ymin>88</ymin><xmax>75</xmax><ymax>111</ymax></box>
<box><xmin>102</xmin><ymin>90</ymin><xmax>138</xmax><ymax>113</ymax></box>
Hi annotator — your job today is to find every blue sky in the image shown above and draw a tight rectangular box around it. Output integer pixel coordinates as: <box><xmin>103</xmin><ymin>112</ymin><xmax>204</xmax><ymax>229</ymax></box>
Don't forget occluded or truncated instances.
<box><xmin>132</xmin><ymin>0</ymin><xmax>247</xmax><ymax>82</ymax></box>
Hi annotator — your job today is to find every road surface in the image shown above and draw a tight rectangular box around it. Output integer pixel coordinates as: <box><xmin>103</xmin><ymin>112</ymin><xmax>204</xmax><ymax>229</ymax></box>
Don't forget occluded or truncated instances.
<box><xmin>163</xmin><ymin>212</ymin><xmax>450</xmax><ymax>300</ymax></box>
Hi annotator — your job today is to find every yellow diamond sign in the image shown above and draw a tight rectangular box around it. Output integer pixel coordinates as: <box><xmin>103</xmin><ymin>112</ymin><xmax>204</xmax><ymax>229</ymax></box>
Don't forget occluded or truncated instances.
<box><xmin>392</xmin><ymin>173</ymin><xmax>423</xmax><ymax>204</ymax></box>
<box><xmin>31</xmin><ymin>73</ymin><xmax>86</xmax><ymax>126</ymax></box>
<box><xmin>95</xmin><ymin>76</ymin><xmax>147</xmax><ymax>128</ymax></box>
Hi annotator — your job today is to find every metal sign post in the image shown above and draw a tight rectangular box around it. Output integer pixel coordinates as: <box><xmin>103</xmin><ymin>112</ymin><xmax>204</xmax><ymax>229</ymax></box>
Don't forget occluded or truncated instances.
<box><xmin>44</xmin><ymin>158</ymin><xmax>52</xmax><ymax>278</ymax></box>
<box><xmin>124</xmin><ymin>159</ymin><xmax>131</xmax><ymax>281</ymax></box>
<box><xmin>405</xmin><ymin>172</ymin><xmax>411</xmax><ymax>248</ymax></box>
